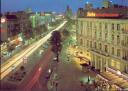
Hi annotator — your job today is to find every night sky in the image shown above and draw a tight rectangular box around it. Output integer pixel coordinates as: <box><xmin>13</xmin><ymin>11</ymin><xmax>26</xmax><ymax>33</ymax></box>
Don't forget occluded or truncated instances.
<box><xmin>1</xmin><ymin>0</ymin><xmax>128</xmax><ymax>13</ymax></box>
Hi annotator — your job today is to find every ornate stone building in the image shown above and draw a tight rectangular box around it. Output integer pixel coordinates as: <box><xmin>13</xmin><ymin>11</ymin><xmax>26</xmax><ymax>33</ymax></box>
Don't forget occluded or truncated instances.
<box><xmin>76</xmin><ymin>4</ymin><xmax>128</xmax><ymax>75</ymax></box>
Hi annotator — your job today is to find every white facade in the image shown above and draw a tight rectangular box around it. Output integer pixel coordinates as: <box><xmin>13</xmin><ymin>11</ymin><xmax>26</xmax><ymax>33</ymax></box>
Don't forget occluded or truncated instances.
<box><xmin>76</xmin><ymin>18</ymin><xmax>128</xmax><ymax>74</ymax></box>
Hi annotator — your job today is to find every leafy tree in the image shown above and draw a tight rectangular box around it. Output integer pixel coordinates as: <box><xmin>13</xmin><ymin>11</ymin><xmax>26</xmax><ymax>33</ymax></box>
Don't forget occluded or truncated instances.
<box><xmin>50</xmin><ymin>31</ymin><xmax>62</xmax><ymax>62</ymax></box>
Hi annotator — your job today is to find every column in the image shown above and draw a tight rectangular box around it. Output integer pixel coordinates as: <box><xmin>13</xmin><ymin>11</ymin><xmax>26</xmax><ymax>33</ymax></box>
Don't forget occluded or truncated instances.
<box><xmin>100</xmin><ymin>57</ymin><xmax>103</xmax><ymax>72</ymax></box>
<box><xmin>94</xmin><ymin>55</ymin><xmax>97</xmax><ymax>69</ymax></box>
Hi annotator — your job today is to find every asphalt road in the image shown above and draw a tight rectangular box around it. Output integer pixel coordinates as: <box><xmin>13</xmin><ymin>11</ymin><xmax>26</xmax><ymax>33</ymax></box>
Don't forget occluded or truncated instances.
<box><xmin>0</xmin><ymin>21</ymin><xmax>67</xmax><ymax>80</ymax></box>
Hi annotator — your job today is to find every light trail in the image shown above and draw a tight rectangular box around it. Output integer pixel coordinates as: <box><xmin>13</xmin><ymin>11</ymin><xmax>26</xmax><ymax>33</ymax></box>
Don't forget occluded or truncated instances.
<box><xmin>0</xmin><ymin>21</ymin><xmax>67</xmax><ymax>80</ymax></box>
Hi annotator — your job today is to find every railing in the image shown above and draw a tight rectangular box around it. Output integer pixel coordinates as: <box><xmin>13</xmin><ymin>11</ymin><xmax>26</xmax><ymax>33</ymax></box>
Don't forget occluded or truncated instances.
<box><xmin>91</xmin><ymin>48</ymin><xmax>109</xmax><ymax>57</ymax></box>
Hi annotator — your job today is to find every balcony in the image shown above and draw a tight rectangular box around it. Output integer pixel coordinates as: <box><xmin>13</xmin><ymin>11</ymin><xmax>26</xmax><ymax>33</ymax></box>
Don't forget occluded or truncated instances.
<box><xmin>91</xmin><ymin>48</ymin><xmax>109</xmax><ymax>57</ymax></box>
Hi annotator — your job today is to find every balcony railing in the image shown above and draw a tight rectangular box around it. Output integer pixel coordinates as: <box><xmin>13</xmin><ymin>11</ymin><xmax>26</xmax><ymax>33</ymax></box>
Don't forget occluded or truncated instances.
<box><xmin>91</xmin><ymin>48</ymin><xmax>109</xmax><ymax>57</ymax></box>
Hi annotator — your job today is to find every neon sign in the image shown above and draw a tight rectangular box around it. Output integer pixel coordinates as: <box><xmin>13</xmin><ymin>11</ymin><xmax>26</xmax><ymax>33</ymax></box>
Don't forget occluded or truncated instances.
<box><xmin>87</xmin><ymin>12</ymin><xmax>119</xmax><ymax>17</ymax></box>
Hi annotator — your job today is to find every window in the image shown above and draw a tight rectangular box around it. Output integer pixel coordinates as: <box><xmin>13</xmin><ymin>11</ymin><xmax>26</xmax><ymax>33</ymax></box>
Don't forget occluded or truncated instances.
<box><xmin>112</xmin><ymin>23</ymin><xmax>114</xmax><ymax>30</ymax></box>
<box><xmin>81</xmin><ymin>21</ymin><xmax>83</xmax><ymax>34</ymax></box>
<box><xmin>94</xmin><ymin>42</ymin><xmax>97</xmax><ymax>49</ymax></box>
<box><xmin>99</xmin><ymin>43</ymin><xmax>102</xmax><ymax>50</ymax></box>
<box><xmin>112</xmin><ymin>47</ymin><xmax>114</xmax><ymax>55</ymax></box>
<box><xmin>105</xmin><ymin>45</ymin><xmax>108</xmax><ymax>53</ymax></box>
<box><xmin>117</xmin><ymin>35</ymin><xmax>120</xmax><ymax>44</ymax></box>
<box><xmin>105</xmin><ymin>33</ymin><xmax>107</xmax><ymax>40</ymax></box>
<box><xmin>117</xmin><ymin>24</ymin><xmax>120</xmax><ymax>30</ymax></box>
<box><xmin>117</xmin><ymin>49</ymin><xmax>121</xmax><ymax>57</ymax></box>
<box><xmin>94</xmin><ymin>31</ymin><xmax>97</xmax><ymax>38</ymax></box>
<box><xmin>105</xmin><ymin>23</ymin><xmax>108</xmax><ymax>30</ymax></box>
<box><xmin>87</xmin><ymin>21</ymin><xmax>89</xmax><ymax>27</ymax></box>
<box><xmin>100</xmin><ymin>31</ymin><xmax>102</xmax><ymax>37</ymax></box>
<box><xmin>87</xmin><ymin>40</ymin><xmax>89</xmax><ymax>47</ymax></box>
<box><xmin>90</xmin><ymin>22</ymin><xmax>92</xmax><ymax>27</ymax></box>
<box><xmin>112</xmin><ymin>34</ymin><xmax>114</xmax><ymax>41</ymax></box>
<box><xmin>99</xmin><ymin>23</ymin><xmax>102</xmax><ymax>29</ymax></box>
<box><xmin>80</xmin><ymin>39</ymin><xmax>83</xmax><ymax>45</ymax></box>
<box><xmin>90</xmin><ymin>41</ymin><xmax>92</xmax><ymax>48</ymax></box>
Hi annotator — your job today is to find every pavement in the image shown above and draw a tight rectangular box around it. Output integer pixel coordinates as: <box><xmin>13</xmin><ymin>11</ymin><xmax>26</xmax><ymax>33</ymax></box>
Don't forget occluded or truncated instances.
<box><xmin>48</xmin><ymin>58</ymin><xmax>96</xmax><ymax>91</ymax></box>
<box><xmin>46</xmin><ymin>35</ymin><xmax>96</xmax><ymax>91</ymax></box>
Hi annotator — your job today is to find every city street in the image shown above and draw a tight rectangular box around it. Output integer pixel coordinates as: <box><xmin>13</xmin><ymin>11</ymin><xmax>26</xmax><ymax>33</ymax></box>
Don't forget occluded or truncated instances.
<box><xmin>0</xmin><ymin>21</ymin><xmax>67</xmax><ymax>80</ymax></box>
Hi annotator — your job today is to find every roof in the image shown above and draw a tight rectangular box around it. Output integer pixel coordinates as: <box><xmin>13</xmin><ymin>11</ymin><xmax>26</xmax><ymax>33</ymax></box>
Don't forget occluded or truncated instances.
<box><xmin>5</xmin><ymin>15</ymin><xmax>17</xmax><ymax>20</ymax></box>
<box><xmin>77</xmin><ymin>5</ymin><xmax>128</xmax><ymax>19</ymax></box>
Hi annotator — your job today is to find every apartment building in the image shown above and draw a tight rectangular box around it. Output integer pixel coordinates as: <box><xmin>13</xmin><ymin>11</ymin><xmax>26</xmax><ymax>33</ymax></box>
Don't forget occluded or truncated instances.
<box><xmin>76</xmin><ymin>5</ymin><xmax>128</xmax><ymax>75</ymax></box>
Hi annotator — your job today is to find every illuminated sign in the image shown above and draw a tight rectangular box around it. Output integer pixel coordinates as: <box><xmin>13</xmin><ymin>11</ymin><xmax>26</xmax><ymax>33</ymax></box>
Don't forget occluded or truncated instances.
<box><xmin>87</xmin><ymin>12</ymin><xmax>119</xmax><ymax>17</ymax></box>
<box><xmin>1</xmin><ymin>18</ymin><xmax>6</xmax><ymax>23</ymax></box>
<box><xmin>87</xmin><ymin>12</ymin><xmax>96</xmax><ymax>17</ymax></box>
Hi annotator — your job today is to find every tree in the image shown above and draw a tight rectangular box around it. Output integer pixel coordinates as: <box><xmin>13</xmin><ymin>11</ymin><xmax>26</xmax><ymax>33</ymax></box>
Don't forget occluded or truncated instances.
<box><xmin>62</xmin><ymin>29</ymin><xmax>70</xmax><ymax>37</ymax></box>
<box><xmin>50</xmin><ymin>31</ymin><xmax>62</xmax><ymax>62</ymax></box>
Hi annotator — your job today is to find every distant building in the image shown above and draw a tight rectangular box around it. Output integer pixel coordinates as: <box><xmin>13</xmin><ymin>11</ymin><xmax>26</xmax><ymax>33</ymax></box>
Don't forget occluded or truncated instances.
<box><xmin>65</xmin><ymin>5</ymin><xmax>73</xmax><ymax>19</ymax></box>
<box><xmin>102</xmin><ymin>0</ymin><xmax>112</xmax><ymax>8</ymax></box>
<box><xmin>85</xmin><ymin>3</ymin><xmax>93</xmax><ymax>10</ymax></box>
<box><xmin>1</xmin><ymin>16</ymin><xmax>7</xmax><ymax>42</ymax></box>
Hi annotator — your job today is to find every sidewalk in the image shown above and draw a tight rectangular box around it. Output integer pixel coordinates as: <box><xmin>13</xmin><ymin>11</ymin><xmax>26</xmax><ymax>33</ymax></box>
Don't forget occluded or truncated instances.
<box><xmin>47</xmin><ymin>37</ymin><xmax>96</xmax><ymax>91</ymax></box>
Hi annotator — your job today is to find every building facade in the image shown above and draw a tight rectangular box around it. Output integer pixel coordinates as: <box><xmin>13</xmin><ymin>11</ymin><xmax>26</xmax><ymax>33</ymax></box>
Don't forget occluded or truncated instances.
<box><xmin>76</xmin><ymin>5</ymin><xmax>128</xmax><ymax>76</ymax></box>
